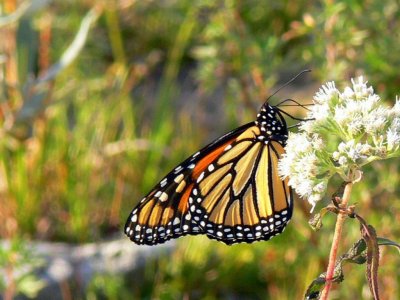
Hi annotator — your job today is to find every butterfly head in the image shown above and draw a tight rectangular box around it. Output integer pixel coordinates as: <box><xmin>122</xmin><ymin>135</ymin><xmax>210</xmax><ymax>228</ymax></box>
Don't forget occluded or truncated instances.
<box><xmin>256</xmin><ymin>104</ymin><xmax>288</xmax><ymax>145</ymax></box>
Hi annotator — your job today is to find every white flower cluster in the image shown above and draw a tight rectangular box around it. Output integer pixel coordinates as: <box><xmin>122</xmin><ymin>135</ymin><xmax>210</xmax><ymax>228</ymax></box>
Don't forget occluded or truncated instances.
<box><xmin>278</xmin><ymin>133</ymin><xmax>329</xmax><ymax>207</ymax></box>
<box><xmin>279</xmin><ymin>77</ymin><xmax>400</xmax><ymax>209</ymax></box>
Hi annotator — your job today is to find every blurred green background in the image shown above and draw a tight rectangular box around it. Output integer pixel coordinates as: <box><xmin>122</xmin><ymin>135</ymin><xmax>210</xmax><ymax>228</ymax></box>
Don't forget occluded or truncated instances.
<box><xmin>1</xmin><ymin>0</ymin><xmax>400</xmax><ymax>299</ymax></box>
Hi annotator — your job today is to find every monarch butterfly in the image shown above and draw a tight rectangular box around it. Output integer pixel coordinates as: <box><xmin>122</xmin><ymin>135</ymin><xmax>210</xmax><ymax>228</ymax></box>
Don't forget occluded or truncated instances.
<box><xmin>124</xmin><ymin>100</ymin><xmax>295</xmax><ymax>246</ymax></box>
<box><xmin>124</xmin><ymin>69</ymin><xmax>311</xmax><ymax>246</ymax></box>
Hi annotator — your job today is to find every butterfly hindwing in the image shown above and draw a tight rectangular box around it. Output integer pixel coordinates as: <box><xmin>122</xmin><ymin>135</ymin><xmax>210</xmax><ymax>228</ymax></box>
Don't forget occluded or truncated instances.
<box><xmin>189</xmin><ymin>126</ymin><xmax>293</xmax><ymax>245</ymax></box>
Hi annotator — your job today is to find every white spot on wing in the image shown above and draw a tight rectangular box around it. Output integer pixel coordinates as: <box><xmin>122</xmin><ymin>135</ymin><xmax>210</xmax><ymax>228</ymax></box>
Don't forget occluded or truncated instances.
<box><xmin>160</xmin><ymin>178</ymin><xmax>168</xmax><ymax>187</ymax></box>
<box><xmin>174</xmin><ymin>165</ymin><xmax>183</xmax><ymax>173</ymax></box>
<box><xmin>197</xmin><ymin>172</ymin><xmax>205</xmax><ymax>183</ymax></box>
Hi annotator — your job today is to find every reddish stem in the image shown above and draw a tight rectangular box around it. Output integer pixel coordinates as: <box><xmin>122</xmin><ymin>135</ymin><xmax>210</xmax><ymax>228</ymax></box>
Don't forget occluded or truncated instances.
<box><xmin>320</xmin><ymin>182</ymin><xmax>353</xmax><ymax>300</ymax></box>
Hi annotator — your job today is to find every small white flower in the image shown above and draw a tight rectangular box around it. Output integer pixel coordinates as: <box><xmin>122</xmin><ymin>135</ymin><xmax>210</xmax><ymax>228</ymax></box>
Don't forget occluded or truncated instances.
<box><xmin>295</xmin><ymin>180</ymin><xmax>314</xmax><ymax>198</ymax></box>
<box><xmin>300</xmin><ymin>120</ymin><xmax>314</xmax><ymax>133</ymax></box>
<box><xmin>387</xmin><ymin>127</ymin><xmax>400</xmax><ymax>151</ymax></box>
<box><xmin>347</xmin><ymin>118</ymin><xmax>364</xmax><ymax>135</ymax></box>
<box><xmin>347</xmin><ymin>76</ymin><xmax>374</xmax><ymax>100</ymax></box>
<box><xmin>311</xmin><ymin>134</ymin><xmax>324</xmax><ymax>150</ymax></box>
<box><xmin>284</xmin><ymin>132</ymin><xmax>313</xmax><ymax>154</ymax></box>
<box><xmin>313</xmin><ymin>81</ymin><xmax>339</xmax><ymax>104</ymax></box>
<box><xmin>338</xmin><ymin>141</ymin><xmax>348</xmax><ymax>152</ymax></box>
<box><xmin>310</xmin><ymin>103</ymin><xmax>331</xmax><ymax>121</ymax></box>
<box><xmin>338</xmin><ymin>156</ymin><xmax>347</xmax><ymax>166</ymax></box>
<box><xmin>391</xmin><ymin>97</ymin><xmax>400</xmax><ymax>115</ymax></box>
<box><xmin>341</xmin><ymin>86</ymin><xmax>355</xmax><ymax>100</ymax></box>
<box><xmin>295</xmin><ymin>153</ymin><xmax>318</xmax><ymax>176</ymax></box>
<box><xmin>365</xmin><ymin>114</ymin><xmax>387</xmax><ymax>135</ymax></box>
<box><xmin>332</xmin><ymin>151</ymin><xmax>340</xmax><ymax>160</ymax></box>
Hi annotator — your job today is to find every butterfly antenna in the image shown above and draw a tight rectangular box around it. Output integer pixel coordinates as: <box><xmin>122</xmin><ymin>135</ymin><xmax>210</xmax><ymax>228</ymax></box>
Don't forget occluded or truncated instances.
<box><xmin>287</xmin><ymin>123</ymin><xmax>302</xmax><ymax>129</ymax></box>
<box><xmin>276</xmin><ymin>98</ymin><xmax>313</xmax><ymax>111</ymax></box>
<box><xmin>287</xmin><ymin>118</ymin><xmax>315</xmax><ymax>129</ymax></box>
<box><xmin>265</xmin><ymin>69</ymin><xmax>311</xmax><ymax>103</ymax></box>
<box><xmin>278</xmin><ymin>109</ymin><xmax>306</xmax><ymax>121</ymax></box>
<box><xmin>278</xmin><ymin>108</ymin><xmax>315</xmax><ymax>122</ymax></box>
<box><xmin>279</xmin><ymin>103</ymin><xmax>314</xmax><ymax>107</ymax></box>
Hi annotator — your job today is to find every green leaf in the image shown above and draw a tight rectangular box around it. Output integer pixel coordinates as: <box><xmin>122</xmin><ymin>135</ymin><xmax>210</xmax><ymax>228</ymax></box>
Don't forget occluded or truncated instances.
<box><xmin>377</xmin><ymin>237</ymin><xmax>400</xmax><ymax>254</ymax></box>
<box><xmin>308</xmin><ymin>206</ymin><xmax>337</xmax><ymax>231</ymax></box>
<box><xmin>304</xmin><ymin>275</ymin><xmax>325</xmax><ymax>300</ymax></box>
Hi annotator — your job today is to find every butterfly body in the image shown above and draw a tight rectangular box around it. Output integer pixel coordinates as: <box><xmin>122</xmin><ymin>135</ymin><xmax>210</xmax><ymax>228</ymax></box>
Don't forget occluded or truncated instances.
<box><xmin>125</xmin><ymin>104</ymin><xmax>293</xmax><ymax>245</ymax></box>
